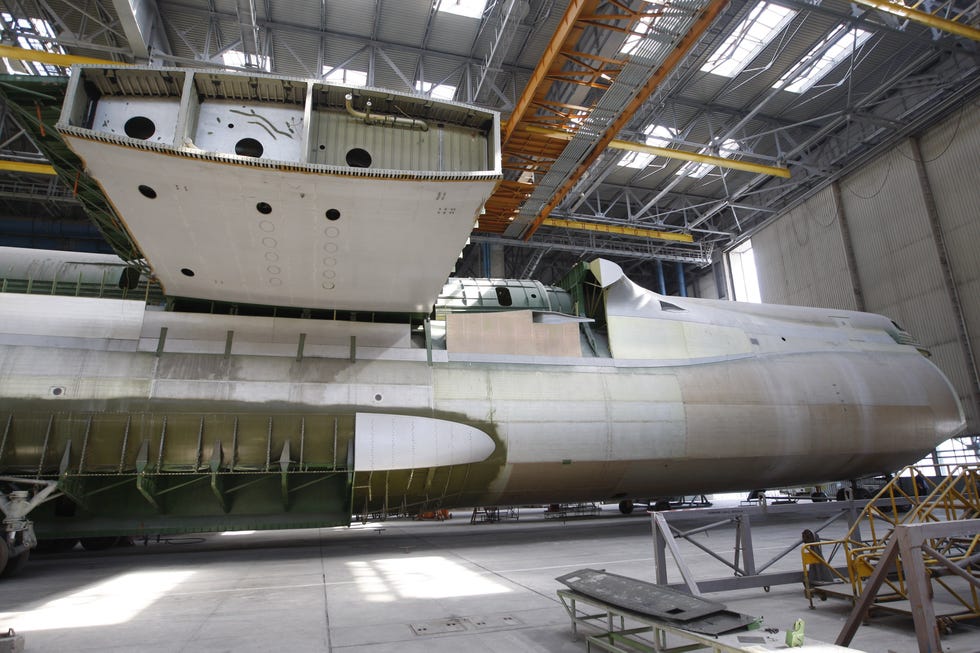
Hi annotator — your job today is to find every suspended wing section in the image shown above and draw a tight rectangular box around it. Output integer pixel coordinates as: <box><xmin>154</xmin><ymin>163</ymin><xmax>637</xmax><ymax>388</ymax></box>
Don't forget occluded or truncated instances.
<box><xmin>56</xmin><ymin>66</ymin><xmax>502</xmax><ymax>313</ymax></box>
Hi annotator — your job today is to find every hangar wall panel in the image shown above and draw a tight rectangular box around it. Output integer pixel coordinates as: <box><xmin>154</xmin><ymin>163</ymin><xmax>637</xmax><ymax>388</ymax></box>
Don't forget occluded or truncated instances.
<box><xmin>841</xmin><ymin>144</ymin><xmax>945</xmax><ymax>325</ymax></box>
<box><xmin>750</xmin><ymin>107</ymin><xmax>980</xmax><ymax>432</ymax></box>
<box><xmin>752</xmin><ymin>187</ymin><xmax>857</xmax><ymax>311</ymax></box>
<box><xmin>920</xmin><ymin>107</ymin><xmax>980</xmax><ymax>429</ymax></box>
<box><xmin>842</xmin><ymin>139</ymin><xmax>976</xmax><ymax>431</ymax></box>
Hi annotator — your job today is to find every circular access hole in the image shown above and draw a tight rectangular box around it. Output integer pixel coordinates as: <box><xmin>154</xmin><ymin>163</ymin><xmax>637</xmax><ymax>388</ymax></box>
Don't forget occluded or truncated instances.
<box><xmin>235</xmin><ymin>137</ymin><xmax>264</xmax><ymax>158</ymax></box>
<box><xmin>256</xmin><ymin>202</ymin><xmax>272</xmax><ymax>215</ymax></box>
<box><xmin>325</xmin><ymin>208</ymin><xmax>341</xmax><ymax>221</ymax></box>
<box><xmin>180</xmin><ymin>268</ymin><xmax>195</xmax><ymax>277</ymax></box>
<box><xmin>124</xmin><ymin>116</ymin><xmax>156</xmax><ymax>140</ymax></box>
<box><xmin>51</xmin><ymin>387</ymin><xmax>64</xmax><ymax>396</ymax></box>
<box><xmin>374</xmin><ymin>393</ymin><xmax>383</xmax><ymax>402</ymax></box>
<box><xmin>138</xmin><ymin>185</ymin><xmax>157</xmax><ymax>199</ymax></box>
<box><xmin>227</xmin><ymin>123</ymin><xmax>235</xmax><ymax>129</ymax></box>
<box><xmin>345</xmin><ymin>148</ymin><xmax>372</xmax><ymax>168</ymax></box>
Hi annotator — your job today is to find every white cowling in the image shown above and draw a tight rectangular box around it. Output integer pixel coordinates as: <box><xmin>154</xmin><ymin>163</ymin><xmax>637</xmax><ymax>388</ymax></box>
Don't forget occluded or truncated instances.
<box><xmin>353</xmin><ymin>413</ymin><xmax>496</xmax><ymax>472</ymax></box>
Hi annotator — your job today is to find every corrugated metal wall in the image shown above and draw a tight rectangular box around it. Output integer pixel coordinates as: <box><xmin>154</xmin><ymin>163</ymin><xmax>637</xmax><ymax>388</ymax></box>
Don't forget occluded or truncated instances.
<box><xmin>749</xmin><ymin>106</ymin><xmax>980</xmax><ymax>432</ymax></box>
<box><xmin>920</xmin><ymin>107</ymin><xmax>980</xmax><ymax>433</ymax></box>
<box><xmin>753</xmin><ymin>187</ymin><xmax>858</xmax><ymax>311</ymax></box>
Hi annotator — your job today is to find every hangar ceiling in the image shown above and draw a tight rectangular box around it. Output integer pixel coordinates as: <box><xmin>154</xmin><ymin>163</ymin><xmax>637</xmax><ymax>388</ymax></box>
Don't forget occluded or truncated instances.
<box><xmin>0</xmin><ymin>0</ymin><xmax>977</xmax><ymax>294</ymax></box>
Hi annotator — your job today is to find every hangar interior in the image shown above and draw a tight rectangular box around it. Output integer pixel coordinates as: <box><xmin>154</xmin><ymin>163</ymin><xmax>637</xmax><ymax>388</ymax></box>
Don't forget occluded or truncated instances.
<box><xmin>0</xmin><ymin>0</ymin><xmax>978</xmax><ymax>434</ymax></box>
<box><xmin>0</xmin><ymin>0</ymin><xmax>978</xmax><ymax>652</ymax></box>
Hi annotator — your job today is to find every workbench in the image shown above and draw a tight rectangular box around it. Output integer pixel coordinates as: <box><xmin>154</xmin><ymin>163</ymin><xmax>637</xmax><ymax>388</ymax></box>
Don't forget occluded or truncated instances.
<box><xmin>557</xmin><ymin>588</ymin><xmax>864</xmax><ymax>652</ymax></box>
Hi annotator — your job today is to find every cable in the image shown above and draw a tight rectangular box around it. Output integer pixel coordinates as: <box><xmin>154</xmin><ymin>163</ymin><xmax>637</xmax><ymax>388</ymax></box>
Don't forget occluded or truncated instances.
<box><xmin>842</xmin><ymin>154</ymin><xmax>893</xmax><ymax>200</ymax></box>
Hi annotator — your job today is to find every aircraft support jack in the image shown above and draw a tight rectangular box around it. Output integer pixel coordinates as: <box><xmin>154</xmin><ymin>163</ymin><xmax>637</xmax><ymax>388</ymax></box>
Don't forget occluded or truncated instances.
<box><xmin>0</xmin><ymin>477</ymin><xmax>61</xmax><ymax>573</ymax></box>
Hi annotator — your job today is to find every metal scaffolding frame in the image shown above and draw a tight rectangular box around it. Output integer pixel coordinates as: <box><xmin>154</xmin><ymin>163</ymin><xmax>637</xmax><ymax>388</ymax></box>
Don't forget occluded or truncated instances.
<box><xmin>801</xmin><ymin>464</ymin><xmax>980</xmax><ymax>652</ymax></box>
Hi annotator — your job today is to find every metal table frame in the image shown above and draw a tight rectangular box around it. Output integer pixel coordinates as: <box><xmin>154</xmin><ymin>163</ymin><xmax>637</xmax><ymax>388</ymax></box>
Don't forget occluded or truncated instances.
<box><xmin>557</xmin><ymin>589</ymin><xmax>861</xmax><ymax>652</ymax></box>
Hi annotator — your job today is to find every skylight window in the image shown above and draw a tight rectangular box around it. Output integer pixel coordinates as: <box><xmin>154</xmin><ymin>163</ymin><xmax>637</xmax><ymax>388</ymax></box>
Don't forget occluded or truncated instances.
<box><xmin>323</xmin><ymin>67</ymin><xmax>367</xmax><ymax>87</ymax></box>
<box><xmin>1</xmin><ymin>13</ymin><xmax>65</xmax><ymax>76</ymax></box>
<box><xmin>774</xmin><ymin>25</ymin><xmax>872</xmax><ymax>94</ymax></box>
<box><xmin>415</xmin><ymin>81</ymin><xmax>457</xmax><ymax>100</ymax></box>
<box><xmin>677</xmin><ymin>139</ymin><xmax>740</xmax><ymax>179</ymax></box>
<box><xmin>2</xmin><ymin>13</ymin><xmax>61</xmax><ymax>52</ymax></box>
<box><xmin>221</xmin><ymin>49</ymin><xmax>270</xmax><ymax>71</ymax></box>
<box><xmin>619</xmin><ymin>124</ymin><xmax>676</xmax><ymax>169</ymax></box>
<box><xmin>701</xmin><ymin>2</ymin><xmax>797</xmax><ymax>78</ymax></box>
<box><xmin>437</xmin><ymin>0</ymin><xmax>488</xmax><ymax>19</ymax></box>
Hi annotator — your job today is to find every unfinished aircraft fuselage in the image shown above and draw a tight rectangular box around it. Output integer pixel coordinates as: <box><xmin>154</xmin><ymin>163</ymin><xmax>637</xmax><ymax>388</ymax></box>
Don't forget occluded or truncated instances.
<box><xmin>0</xmin><ymin>65</ymin><xmax>966</xmax><ymax>556</ymax></box>
<box><xmin>0</xmin><ymin>256</ymin><xmax>964</xmax><ymax>537</ymax></box>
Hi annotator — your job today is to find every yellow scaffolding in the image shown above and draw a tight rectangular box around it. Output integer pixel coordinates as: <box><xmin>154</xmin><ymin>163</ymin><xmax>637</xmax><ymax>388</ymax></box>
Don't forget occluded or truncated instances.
<box><xmin>801</xmin><ymin>464</ymin><xmax>980</xmax><ymax>643</ymax></box>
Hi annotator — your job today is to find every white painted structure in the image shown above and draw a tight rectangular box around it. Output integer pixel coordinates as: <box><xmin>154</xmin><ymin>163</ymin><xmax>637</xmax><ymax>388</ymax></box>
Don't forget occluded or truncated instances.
<box><xmin>57</xmin><ymin>66</ymin><xmax>501</xmax><ymax>313</ymax></box>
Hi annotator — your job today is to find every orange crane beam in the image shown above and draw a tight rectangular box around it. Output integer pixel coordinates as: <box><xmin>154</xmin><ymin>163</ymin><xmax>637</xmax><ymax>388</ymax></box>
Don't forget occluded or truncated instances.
<box><xmin>523</xmin><ymin>0</ymin><xmax>730</xmax><ymax>240</ymax></box>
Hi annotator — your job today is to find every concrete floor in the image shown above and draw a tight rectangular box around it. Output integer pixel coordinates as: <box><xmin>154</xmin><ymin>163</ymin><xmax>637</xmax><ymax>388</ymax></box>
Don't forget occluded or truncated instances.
<box><xmin>1</xmin><ymin>504</ymin><xmax>978</xmax><ymax>652</ymax></box>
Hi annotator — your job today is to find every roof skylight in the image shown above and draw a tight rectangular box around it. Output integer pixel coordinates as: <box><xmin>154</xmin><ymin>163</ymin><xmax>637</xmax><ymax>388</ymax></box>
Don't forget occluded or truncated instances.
<box><xmin>701</xmin><ymin>2</ymin><xmax>797</xmax><ymax>78</ymax></box>
<box><xmin>677</xmin><ymin>139</ymin><xmax>740</xmax><ymax>179</ymax></box>
<box><xmin>0</xmin><ymin>13</ymin><xmax>65</xmax><ymax>76</ymax></box>
<box><xmin>774</xmin><ymin>25</ymin><xmax>872</xmax><ymax>94</ymax></box>
<box><xmin>415</xmin><ymin>81</ymin><xmax>457</xmax><ymax>100</ymax></box>
<box><xmin>437</xmin><ymin>0</ymin><xmax>488</xmax><ymax>19</ymax></box>
<box><xmin>323</xmin><ymin>67</ymin><xmax>367</xmax><ymax>87</ymax></box>
<box><xmin>618</xmin><ymin>125</ymin><xmax>676</xmax><ymax>169</ymax></box>
<box><xmin>221</xmin><ymin>50</ymin><xmax>270</xmax><ymax>71</ymax></box>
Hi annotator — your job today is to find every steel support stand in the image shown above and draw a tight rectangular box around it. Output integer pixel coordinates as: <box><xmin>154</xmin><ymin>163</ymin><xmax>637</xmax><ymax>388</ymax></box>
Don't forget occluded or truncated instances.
<box><xmin>651</xmin><ymin>511</ymin><xmax>702</xmax><ymax>595</ymax></box>
<box><xmin>651</xmin><ymin>503</ymin><xmax>853</xmax><ymax>593</ymax></box>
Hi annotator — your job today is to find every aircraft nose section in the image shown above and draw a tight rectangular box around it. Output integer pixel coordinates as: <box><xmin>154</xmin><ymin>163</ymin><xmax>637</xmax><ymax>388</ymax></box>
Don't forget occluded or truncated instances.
<box><xmin>353</xmin><ymin>413</ymin><xmax>496</xmax><ymax>472</ymax></box>
<box><xmin>929</xmin><ymin>363</ymin><xmax>968</xmax><ymax>445</ymax></box>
